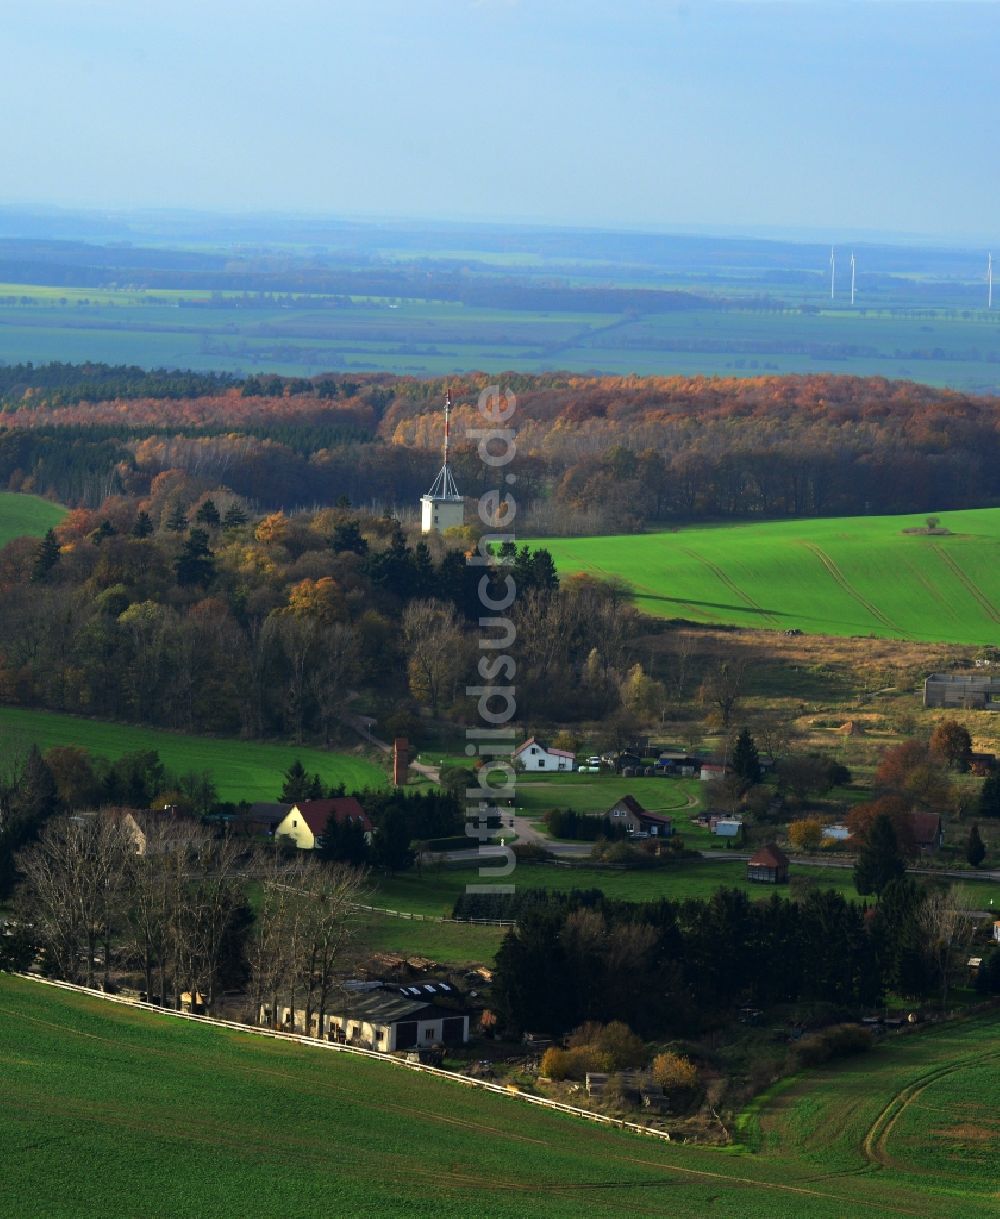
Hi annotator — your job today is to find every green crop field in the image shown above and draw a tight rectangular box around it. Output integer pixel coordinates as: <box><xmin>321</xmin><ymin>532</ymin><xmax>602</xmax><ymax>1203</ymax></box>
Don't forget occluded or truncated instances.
<box><xmin>0</xmin><ymin>491</ymin><xmax>66</xmax><ymax>548</ymax></box>
<box><xmin>355</xmin><ymin>908</ymin><xmax>504</xmax><ymax>964</ymax></box>
<box><xmin>533</xmin><ymin>508</ymin><xmax>1000</xmax><ymax>644</ymax></box>
<box><xmin>1</xmin><ymin>974</ymin><xmax>993</xmax><ymax>1217</ymax></box>
<box><xmin>0</xmin><ymin>706</ymin><xmax>386</xmax><ymax>803</ymax></box>
<box><xmin>750</xmin><ymin>1011</ymin><xmax>1000</xmax><ymax>1213</ymax></box>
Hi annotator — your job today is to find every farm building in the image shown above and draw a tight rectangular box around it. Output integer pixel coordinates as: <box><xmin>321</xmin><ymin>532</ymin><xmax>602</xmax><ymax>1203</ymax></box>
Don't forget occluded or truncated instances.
<box><xmin>512</xmin><ymin>737</ymin><xmax>575</xmax><ymax>772</ymax></box>
<box><xmin>274</xmin><ymin>797</ymin><xmax>373</xmax><ymax>851</ymax></box>
<box><xmin>700</xmin><ymin>762</ymin><xmax>730</xmax><ymax>782</ymax></box>
<box><xmin>264</xmin><ymin>982</ymin><xmax>470</xmax><ymax>1050</ymax></box>
<box><xmin>607</xmin><ymin>795</ymin><xmax>673</xmax><ymax>838</ymax></box>
<box><xmin>923</xmin><ymin>672</ymin><xmax>1000</xmax><ymax>710</ymax></box>
<box><xmin>746</xmin><ymin>843</ymin><xmax>790</xmax><ymax>884</ymax></box>
<box><xmin>655</xmin><ymin>751</ymin><xmax>703</xmax><ymax>776</ymax></box>
<box><xmin>108</xmin><ymin>807</ymin><xmax>201</xmax><ymax>856</ymax></box>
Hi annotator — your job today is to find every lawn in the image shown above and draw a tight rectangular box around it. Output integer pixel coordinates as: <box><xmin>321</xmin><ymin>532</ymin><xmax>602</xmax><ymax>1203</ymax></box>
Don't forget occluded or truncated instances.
<box><xmin>1</xmin><ymin>974</ymin><xmax>991</xmax><ymax>1218</ymax></box>
<box><xmin>531</xmin><ymin>508</ymin><xmax>1000</xmax><ymax>644</ymax></box>
<box><xmin>0</xmin><ymin>490</ymin><xmax>66</xmax><ymax>547</ymax></box>
<box><xmin>515</xmin><ymin>773</ymin><xmax>704</xmax><ymax>819</ymax></box>
<box><xmin>0</xmin><ymin>706</ymin><xmax>386</xmax><ymax>803</ymax></box>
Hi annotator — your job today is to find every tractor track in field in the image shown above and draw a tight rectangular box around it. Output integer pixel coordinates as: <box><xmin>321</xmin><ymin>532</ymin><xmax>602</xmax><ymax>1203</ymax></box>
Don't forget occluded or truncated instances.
<box><xmin>799</xmin><ymin>543</ymin><xmax>899</xmax><ymax>633</ymax></box>
<box><xmin>679</xmin><ymin>549</ymin><xmax>780</xmax><ymax>626</ymax></box>
<box><xmin>858</xmin><ymin>1043</ymin><xmax>1000</xmax><ymax>1174</ymax></box>
<box><xmin>931</xmin><ymin>545</ymin><xmax>1000</xmax><ymax>624</ymax></box>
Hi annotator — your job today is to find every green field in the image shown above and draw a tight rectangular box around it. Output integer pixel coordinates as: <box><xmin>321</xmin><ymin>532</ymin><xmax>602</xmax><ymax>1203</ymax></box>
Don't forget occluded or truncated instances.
<box><xmin>533</xmin><ymin>508</ymin><xmax>1000</xmax><ymax>644</ymax></box>
<box><xmin>374</xmin><ymin>860</ymin><xmax>863</xmax><ymax>916</ymax></box>
<box><xmin>0</xmin><ymin>706</ymin><xmax>386</xmax><ymax>803</ymax></box>
<box><xmin>2</xmin><ymin>974</ymin><xmax>995</xmax><ymax>1217</ymax></box>
<box><xmin>752</xmin><ymin>1011</ymin><xmax>1000</xmax><ymax>1211</ymax></box>
<box><xmin>0</xmin><ymin>491</ymin><xmax>66</xmax><ymax>548</ymax></box>
<box><xmin>2</xmin><ymin>281</ymin><xmax>1000</xmax><ymax>390</ymax></box>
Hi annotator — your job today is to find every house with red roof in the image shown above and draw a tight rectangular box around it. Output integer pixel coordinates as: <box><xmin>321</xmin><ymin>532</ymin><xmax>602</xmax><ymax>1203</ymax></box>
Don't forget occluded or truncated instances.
<box><xmin>274</xmin><ymin>797</ymin><xmax>373</xmax><ymax>851</ymax></box>
<box><xmin>512</xmin><ymin>737</ymin><xmax>575</xmax><ymax>772</ymax></box>
<box><xmin>747</xmin><ymin>843</ymin><xmax>789</xmax><ymax>884</ymax></box>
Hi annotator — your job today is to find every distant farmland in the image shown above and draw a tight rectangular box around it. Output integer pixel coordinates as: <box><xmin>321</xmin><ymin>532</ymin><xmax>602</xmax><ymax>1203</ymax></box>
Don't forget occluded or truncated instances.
<box><xmin>535</xmin><ymin>508</ymin><xmax>1000</xmax><ymax>644</ymax></box>
<box><xmin>2</xmin><ymin>974</ymin><xmax>995</xmax><ymax>1218</ymax></box>
<box><xmin>0</xmin><ymin>706</ymin><xmax>386</xmax><ymax>803</ymax></box>
<box><xmin>0</xmin><ymin>491</ymin><xmax>65</xmax><ymax>548</ymax></box>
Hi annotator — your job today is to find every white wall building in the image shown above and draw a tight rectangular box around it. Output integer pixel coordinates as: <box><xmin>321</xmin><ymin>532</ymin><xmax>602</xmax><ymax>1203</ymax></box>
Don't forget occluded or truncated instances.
<box><xmin>513</xmin><ymin>737</ymin><xmax>575</xmax><ymax>772</ymax></box>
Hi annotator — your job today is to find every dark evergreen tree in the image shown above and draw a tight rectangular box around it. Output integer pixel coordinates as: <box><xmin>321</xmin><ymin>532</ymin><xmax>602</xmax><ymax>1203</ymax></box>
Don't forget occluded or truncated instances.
<box><xmin>854</xmin><ymin>813</ymin><xmax>906</xmax><ymax>897</ymax></box>
<box><xmin>164</xmin><ymin>503</ymin><xmax>188</xmax><ymax>533</ymax></box>
<box><xmin>731</xmin><ymin>728</ymin><xmax>762</xmax><ymax>789</ymax></box>
<box><xmin>174</xmin><ymin>528</ymin><xmax>215</xmax><ymax>587</ymax></box>
<box><xmin>31</xmin><ymin>528</ymin><xmax>61</xmax><ymax>582</ymax></box>
<box><xmin>132</xmin><ymin>510</ymin><xmax>154</xmax><ymax>538</ymax></box>
<box><xmin>90</xmin><ymin>519</ymin><xmax>117</xmax><ymax>544</ymax></box>
<box><xmin>0</xmin><ymin>746</ymin><xmax>61</xmax><ymax>897</ymax></box>
<box><xmin>978</xmin><ymin>770</ymin><xmax>1000</xmax><ymax>819</ymax></box>
<box><xmin>222</xmin><ymin>503</ymin><xmax>248</xmax><ymax>530</ymax></box>
<box><xmin>331</xmin><ymin>519</ymin><xmax>368</xmax><ymax>555</ymax></box>
<box><xmin>317</xmin><ymin>818</ymin><xmax>369</xmax><ymax>867</ymax></box>
<box><xmin>967</xmin><ymin>823</ymin><xmax>987</xmax><ymax>867</ymax></box>
<box><xmin>307</xmin><ymin>772</ymin><xmax>325</xmax><ymax>800</ymax></box>
<box><xmin>370</xmin><ymin>807</ymin><xmax>414</xmax><ymax>875</ymax></box>
<box><xmin>195</xmin><ymin>499</ymin><xmax>221</xmax><ymax>528</ymax></box>
<box><xmin>278</xmin><ymin>759</ymin><xmax>311</xmax><ymax>803</ymax></box>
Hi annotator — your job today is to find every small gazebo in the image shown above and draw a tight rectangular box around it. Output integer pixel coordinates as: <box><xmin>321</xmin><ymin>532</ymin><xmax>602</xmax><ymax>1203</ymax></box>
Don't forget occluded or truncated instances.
<box><xmin>746</xmin><ymin>843</ymin><xmax>790</xmax><ymax>884</ymax></box>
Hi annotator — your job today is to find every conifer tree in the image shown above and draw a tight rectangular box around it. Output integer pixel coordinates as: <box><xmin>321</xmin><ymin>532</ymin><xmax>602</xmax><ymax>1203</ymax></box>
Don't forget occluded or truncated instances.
<box><xmin>731</xmin><ymin>727</ymin><xmax>762</xmax><ymax>788</ymax></box>
<box><xmin>854</xmin><ymin>813</ymin><xmax>906</xmax><ymax>897</ymax></box>
<box><xmin>31</xmin><ymin>529</ymin><xmax>61</xmax><ymax>582</ymax></box>
<box><xmin>967</xmin><ymin>823</ymin><xmax>986</xmax><ymax>868</ymax></box>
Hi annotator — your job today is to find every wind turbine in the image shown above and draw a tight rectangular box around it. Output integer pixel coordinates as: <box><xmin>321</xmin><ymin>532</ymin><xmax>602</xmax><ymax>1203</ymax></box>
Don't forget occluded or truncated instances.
<box><xmin>850</xmin><ymin>252</ymin><xmax>856</xmax><ymax>306</ymax></box>
<box><xmin>830</xmin><ymin>247</ymin><xmax>836</xmax><ymax>300</ymax></box>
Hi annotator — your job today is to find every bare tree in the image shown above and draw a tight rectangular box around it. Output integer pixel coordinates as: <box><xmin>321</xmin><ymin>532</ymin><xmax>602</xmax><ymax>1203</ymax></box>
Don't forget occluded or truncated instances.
<box><xmin>248</xmin><ymin>852</ymin><xmax>365</xmax><ymax>1035</ymax></box>
<box><xmin>918</xmin><ymin>890</ymin><xmax>976</xmax><ymax>1011</ymax></box>
<box><xmin>699</xmin><ymin>655</ymin><xmax>748</xmax><ymax>732</ymax></box>
<box><xmin>402</xmin><ymin>599</ymin><xmax>463</xmax><ymax>717</ymax></box>
<box><xmin>17</xmin><ymin>815</ymin><xmax>133</xmax><ymax>987</ymax></box>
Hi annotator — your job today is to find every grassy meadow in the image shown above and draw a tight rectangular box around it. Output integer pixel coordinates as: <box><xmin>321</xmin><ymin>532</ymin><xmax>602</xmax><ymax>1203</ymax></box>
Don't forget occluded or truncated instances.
<box><xmin>1</xmin><ymin>973</ymin><xmax>995</xmax><ymax>1218</ymax></box>
<box><xmin>0</xmin><ymin>706</ymin><xmax>386</xmax><ymax>803</ymax></box>
<box><xmin>534</xmin><ymin>508</ymin><xmax>1000</xmax><ymax>644</ymax></box>
<box><xmin>0</xmin><ymin>490</ymin><xmax>66</xmax><ymax>547</ymax></box>
<box><xmin>373</xmin><ymin>859</ymin><xmax>866</xmax><ymax>916</ymax></box>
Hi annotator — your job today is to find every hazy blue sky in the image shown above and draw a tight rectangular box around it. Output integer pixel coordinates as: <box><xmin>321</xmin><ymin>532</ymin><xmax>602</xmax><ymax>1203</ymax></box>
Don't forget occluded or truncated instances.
<box><xmin>2</xmin><ymin>1</ymin><xmax>997</xmax><ymax>240</ymax></box>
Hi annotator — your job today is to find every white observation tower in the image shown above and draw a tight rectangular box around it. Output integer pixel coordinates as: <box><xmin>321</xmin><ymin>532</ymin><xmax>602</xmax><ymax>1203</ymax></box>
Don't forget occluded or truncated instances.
<box><xmin>420</xmin><ymin>388</ymin><xmax>465</xmax><ymax>534</ymax></box>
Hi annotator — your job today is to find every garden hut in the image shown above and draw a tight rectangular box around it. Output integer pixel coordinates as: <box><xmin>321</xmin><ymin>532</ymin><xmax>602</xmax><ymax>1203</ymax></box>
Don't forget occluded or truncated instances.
<box><xmin>746</xmin><ymin>843</ymin><xmax>789</xmax><ymax>884</ymax></box>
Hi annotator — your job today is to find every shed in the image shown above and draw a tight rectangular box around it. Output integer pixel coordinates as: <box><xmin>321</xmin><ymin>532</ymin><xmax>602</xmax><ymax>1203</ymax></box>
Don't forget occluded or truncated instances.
<box><xmin>747</xmin><ymin>843</ymin><xmax>790</xmax><ymax>884</ymax></box>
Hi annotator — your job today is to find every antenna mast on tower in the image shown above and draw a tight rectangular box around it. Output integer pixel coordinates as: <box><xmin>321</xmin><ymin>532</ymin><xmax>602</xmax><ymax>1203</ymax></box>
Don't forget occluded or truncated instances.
<box><xmin>426</xmin><ymin>387</ymin><xmax>461</xmax><ymax>500</ymax></box>
<box><xmin>850</xmin><ymin>251</ymin><xmax>856</xmax><ymax>306</ymax></box>
<box><xmin>830</xmin><ymin>247</ymin><xmax>836</xmax><ymax>300</ymax></box>
<box><xmin>989</xmin><ymin>252</ymin><xmax>993</xmax><ymax>311</ymax></box>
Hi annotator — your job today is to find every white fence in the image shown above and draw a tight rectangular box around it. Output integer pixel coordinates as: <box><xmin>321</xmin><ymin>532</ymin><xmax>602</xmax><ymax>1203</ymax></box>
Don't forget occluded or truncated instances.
<box><xmin>14</xmin><ymin>972</ymin><xmax>670</xmax><ymax>1144</ymax></box>
<box><xmin>353</xmin><ymin>903</ymin><xmax>514</xmax><ymax>927</ymax></box>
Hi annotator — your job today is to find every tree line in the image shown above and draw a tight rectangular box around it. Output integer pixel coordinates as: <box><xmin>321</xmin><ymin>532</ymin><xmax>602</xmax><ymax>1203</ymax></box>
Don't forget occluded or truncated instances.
<box><xmin>487</xmin><ymin>881</ymin><xmax>978</xmax><ymax>1039</ymax></box>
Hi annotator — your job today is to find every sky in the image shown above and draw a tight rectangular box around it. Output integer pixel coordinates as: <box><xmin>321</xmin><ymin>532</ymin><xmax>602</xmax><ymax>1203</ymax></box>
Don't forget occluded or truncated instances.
<box><xmin>2</xmin><ymin>0</ymin><xmax>998</xmax><ymax>241</ymax></box>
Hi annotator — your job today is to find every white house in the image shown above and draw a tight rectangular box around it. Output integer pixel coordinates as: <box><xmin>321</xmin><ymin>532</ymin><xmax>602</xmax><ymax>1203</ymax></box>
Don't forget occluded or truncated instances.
<box><xmin>262</xmin><ymin>982</ymin><xmax>470</xmax><ymax>1051</ymax></box>
<box><xmin>512</xmin><ymin>737</ymin><xmax>575</xmax><ymax>772</ymax></box>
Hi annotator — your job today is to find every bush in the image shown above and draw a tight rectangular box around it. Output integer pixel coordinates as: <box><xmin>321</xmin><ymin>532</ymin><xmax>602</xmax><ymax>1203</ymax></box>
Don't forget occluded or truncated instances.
<box><xmin>794</xmin><ymin>1023</ymin><xmax>873</xmax><ymax>1067</ymax></box>
<box><xmin>651</xmin><ymin>1050</ymin><xmax>699</xmax><ymax>1093</ymax></box>
<box><xmin>539</xmin><ymin>1045</ymin><xmax>603</xmax><ymax>1081</ymax></box>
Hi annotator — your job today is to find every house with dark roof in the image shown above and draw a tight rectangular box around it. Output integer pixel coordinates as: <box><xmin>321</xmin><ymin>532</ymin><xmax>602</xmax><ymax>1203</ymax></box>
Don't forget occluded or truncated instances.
<box><xmin>747</xmin><ymin>843</ymin><xmax>789</xmax><ymax>884</ymax></box>
<box><xmin>264</xmin><ymin>982</ymin><xmax>470</xmax><ymax>1051</ymax></box>
<box><xmin>512</xmin><ymin>737</ymin><xmax>575</xmax><ymax>772</ymax></box>
<box><xmin>274</xmin><ymin>798</ymin><xmax>373</xmax><ymax>851</ymax></box>
<box><xmin>607</xmin><ymin>795</ymin><xmax>673</xmax><ymax>838</ymax></box>
<box><xmin>905</xmin><ymin>811</ymin><xmax>944</xmax><ymax>853</ymax></box>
